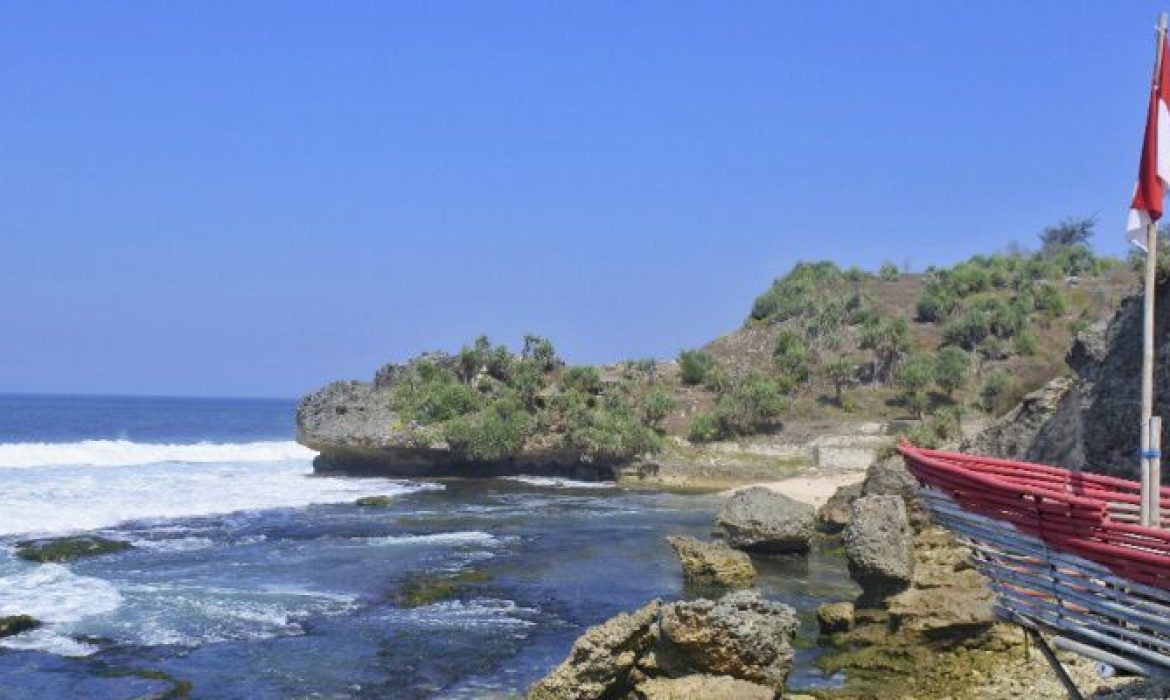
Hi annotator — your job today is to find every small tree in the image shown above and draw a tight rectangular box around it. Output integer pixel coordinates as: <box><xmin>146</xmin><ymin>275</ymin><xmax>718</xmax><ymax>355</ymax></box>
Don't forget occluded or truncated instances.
<box><xmin>896</xmin><ymin>353</ymin><xmax>935</xmax><ymax>419</ymax></box>
<box><xmin>980</xmin><ymin>371</ymin><xmax>1013</xmax><ymax>414</ymax></box>
<box><xmin>522</xmin><ymin>334</ymin><xmax>559</xmax><ymax>372</ymax></box>
<box><xmin>640</xmin><ymin>390</ymin><xmax>676</xmax><ymax>431</ymax></box>
<box><xmin>822</xmin><ymin>356</ymin><xmax>856</xmax><ymax>406</ymax></box>
<box><xmin>1040</xmin><ymin>216</ymin><xmax>1095</xmax><ymax>257</ymax></box>
<box><xmin>773</xmin><ymin>329</ymin><xmax>811</xmax><ymax>383</ymax></box>
<box><xmin>934</xmin><ymin>346</ymin><xmax>970</xmax><ymax>397</ymax></box>
<box><xmin>879</xmin><ymin>261</ymin><xmax>900</xmax><ymax>281</ymax></box>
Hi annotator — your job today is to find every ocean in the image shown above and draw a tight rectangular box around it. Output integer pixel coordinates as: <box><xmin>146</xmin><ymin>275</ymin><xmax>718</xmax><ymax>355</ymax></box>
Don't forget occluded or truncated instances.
<box><xmin>0</xmin><ymin>394</ymin><xmax>854</xmax><ymax>698</ymax></box>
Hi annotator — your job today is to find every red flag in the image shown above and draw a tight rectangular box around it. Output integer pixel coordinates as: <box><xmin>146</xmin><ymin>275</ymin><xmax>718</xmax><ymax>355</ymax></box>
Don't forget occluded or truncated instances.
<box><xmin>1128</xmin><ymin>34</ymin><xmax>1170</xmax><ymax>248</ymax></box>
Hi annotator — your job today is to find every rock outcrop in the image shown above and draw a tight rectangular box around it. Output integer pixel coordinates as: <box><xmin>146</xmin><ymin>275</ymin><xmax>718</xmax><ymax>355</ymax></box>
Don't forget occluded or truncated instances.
<box><xmin>714</xmin><ymin>487</ymin><xmax>814</xmax><ymax>553</ymax></box>
<box><xmin>969</xmin><ymin>280</ymin><xmax>1170</xmax><ymax>479</ymax></box>
<box><xmin>861</xmin><ymin>457</ymin><xmax>930</xmax><ymax>531</ymax></box>
<box><xmin>816</xmin><ymin>482</ymin><xmax>862</xmax><ymax>534</ymax></box>
<box><xmin>666</xmin><ymin>536</ymin><xmax>755</xmax><ymax>590</ymax></box>
<box><xmin>843</xmin><ymin>495</ymin><xmax>914</xmax><ymax>607</ymax></box>
<box><xmin>815</xmin><ymin>601</ymin><xmax>855</xmax><ymax>635</ymax></box>
<box><xmin>0</xmin><ymin>615</ymin><xmax>40</xmax><ymax>638</ymax></box>
<box><xmin>529</xmin><ymin>591</ymin><xmax>798</xmax><ymax>699</ymax></box>
<box><xmin>528</xmin><ymin>600</ymin><xmax>662</xmax><ymax>700</ymax></box>
<box><xmin>16</xmin><ymin>536</ymin><xmax>132</xmax><ymax>563</ymax></box>
<box><xmin>297</xmin><ymin>355</ymin><xmax>612</xmax><ymax>478</ymax></box>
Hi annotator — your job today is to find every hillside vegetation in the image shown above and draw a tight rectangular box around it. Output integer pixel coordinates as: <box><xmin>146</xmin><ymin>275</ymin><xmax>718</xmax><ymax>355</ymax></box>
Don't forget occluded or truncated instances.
<box><xmin>385</xmin><ymin>218</ymin><xmax>1135</xmax><ymax>461</ymax></box>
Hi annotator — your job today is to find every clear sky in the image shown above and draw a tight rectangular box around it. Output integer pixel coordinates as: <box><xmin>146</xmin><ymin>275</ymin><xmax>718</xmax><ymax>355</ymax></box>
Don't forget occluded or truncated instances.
<box><xmin>2</xmin><ymin>1</ymin><xmax>1166</xmax><ymax>398</ymax></box>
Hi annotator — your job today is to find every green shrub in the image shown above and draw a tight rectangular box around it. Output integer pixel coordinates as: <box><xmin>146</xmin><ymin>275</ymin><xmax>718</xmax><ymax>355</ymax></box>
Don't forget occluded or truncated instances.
<box><xmin>702</xmin><ymin>364</ymin><xmax>732</xmax><ymax>393</ymax></box>
<box><xmin>896</xmin><ymin>353</ymin><xmax>935</xmax><ymax>418</ymax></box>
<box><xmin>443</xmin><ymin>394</ymin><xmax>531</xmax><ymax>461</ymax></box>
<box><xmin>822</xmin><ymin>356</ymin><xmax>856</xmax><ymax>405</ymax></box>
<box><xmin>561</xmin><ymin>365</ymin><xmax>603</xmax><ymax>394</ymax></box>
<box><xmin>879</xmin><ymin>261</ymin><xmax>900</xmax><ymax>281</ymax></box>
<box><xmin>773</xmin><ymin>329</ymin><xmax>811</xmax><ymax>383</ymax></box>
<box><xmin>563</xmin><ymin>394</ymin><xmax>661</xmax><ymax>462</ymax></box>
<box><xmin>1014</xmin><ymin>330</ymin><xmax>1038</xmax><ymax>357</ymax></box>
<box><xmin>640</xmin><ymin>390</ymin><xmax>676</xmax><ymax>430</ymax></box>
<box><xmin>521</xmin><ymin>334</ymin><xmax>559</xmax><ymax>371</ymax></box>
<box><xmin>749</xmin><ymin>261</ymin><xmax>844</xmax><ymax>323</ymax></box>
<box><xmin>390</xmin><ymin>360</ymin><xmax>483</xmax><ymax>424</ymax></box>
<box><xmin>980</xmin><ymin>371</ymin><xmax>1013</xmax><ymax>414</ymax></box>
<box><xmin>713</xmin><ymin>372</ymin><xmax>787</xmax><ymax>436</ymax></box>
<box><xmin>1034</xmin><ymin>282</ymin><xmax>1067</xmax><ymax>318</ymax></box>
<box><xmin>688</xmin><ymin>412</ymin><xmax>724</xmax><ymax>443</ymax></box>
<box><xmin>678</xmin><ymin>349</ymin><xmax>715</xmax><ymax>385</ymax></box>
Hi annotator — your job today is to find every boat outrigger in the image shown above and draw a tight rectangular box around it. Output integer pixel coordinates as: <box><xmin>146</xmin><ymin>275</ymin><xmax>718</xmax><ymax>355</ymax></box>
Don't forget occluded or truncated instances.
<box><xmin>900</xmin><ymin>14</ymin><xmax>1170</xmax><ymax>699</ymax></box>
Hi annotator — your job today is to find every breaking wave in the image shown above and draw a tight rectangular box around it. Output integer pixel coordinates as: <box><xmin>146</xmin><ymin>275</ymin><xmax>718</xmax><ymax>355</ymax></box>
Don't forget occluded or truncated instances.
<box><xmin>0</xmin><ymin>439</ymin><xmax>315</xmax><ymax>469</ymax></box>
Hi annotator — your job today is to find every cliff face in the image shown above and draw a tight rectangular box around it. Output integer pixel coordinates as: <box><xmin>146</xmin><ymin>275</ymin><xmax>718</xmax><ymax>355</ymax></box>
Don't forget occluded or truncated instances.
<box><xmin>973</xmin><ymin>279</ymin><xmax>1170</xmax><ymax>478</ymax></box>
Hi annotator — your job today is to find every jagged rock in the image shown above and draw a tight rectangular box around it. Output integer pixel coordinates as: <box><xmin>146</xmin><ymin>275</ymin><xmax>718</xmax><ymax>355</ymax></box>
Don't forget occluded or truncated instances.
<box><xmin>968</xmin><ymin>376</ymin><xmax>1082</xmax><ymax>469</ymax></box>
<box><xmin>714</xmin><ymin>487</ymin><xmax>814</xmax><ymax>553</ymax></box>
<box><xmin>816</xmin><ymin>482</ymin><xmax>863</xmax><ymax>533</ymax></box>
<box><xmin>632</xmin><ymin>674</ymin><xmax>774</xmax><ymax>700</ymax></box>
<box><xmin>0</xmin><ymin>615</ymin><xmax>40</xmax><ymax>638</ymax></box>
<box><xmin>666</xmin><ymin>536</ymin><xmax>755</xmax><ymax>590</ymax></box>
<box><xmin>655</xmin><ymin>591</ymin><xmax>798</xmax><ymax>692</ymax></box>
<box><xmin>886</xmin><ymin>527</ymin><xmax>996</xmax><ymax>637</ymax></box>
<box><xmin>16</xmin><ymin>536</ymin><xmax>132</xmax><ymax>563</ymax></box>
<box><xmin>528</xmin><ymin>600</ymin><xmax>661</xmax><ymax>700</ymax></box>
<box><xmin>844</xmin><ymin>496</ymin><xmax>914</xmax><ymax>607</ymax></box>
<box><xmin>816</xmin><ymin>601</ymin><xmax>855</xmax><ymax>634</ymax></box>
<box><xmin>862</xmin><ymin>457</ymin><xmax>930</xmax><ymax>531</ymax></box>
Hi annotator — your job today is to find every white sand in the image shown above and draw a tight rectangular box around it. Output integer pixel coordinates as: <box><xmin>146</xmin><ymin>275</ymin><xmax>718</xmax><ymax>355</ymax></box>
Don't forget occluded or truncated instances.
<box><xmin>722</xmin><ymin>471</ymin><xmax>864</xmax><ymax>508</ymax></box>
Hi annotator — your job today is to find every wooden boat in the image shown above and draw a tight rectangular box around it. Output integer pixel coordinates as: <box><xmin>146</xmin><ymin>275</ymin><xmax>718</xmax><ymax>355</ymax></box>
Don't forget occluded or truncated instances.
<box><xmin>900</xmin><ymin>442</ymin><xmax>1170</xmax><ymax>678</ymax></box>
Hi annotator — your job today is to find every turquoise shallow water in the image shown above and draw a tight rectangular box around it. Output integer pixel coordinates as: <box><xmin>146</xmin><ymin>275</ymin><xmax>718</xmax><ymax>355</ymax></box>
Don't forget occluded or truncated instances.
<box><xmin>0</xmin><ymin>395</ymin><xmax>856</xmax><ymax>698</ymax></box>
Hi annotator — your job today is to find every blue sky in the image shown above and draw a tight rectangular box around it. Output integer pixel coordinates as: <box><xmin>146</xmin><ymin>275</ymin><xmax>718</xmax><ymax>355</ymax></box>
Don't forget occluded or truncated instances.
<box><xmin>1</xmin><ymin>1</ymin><xmax>1165</xmax><ymax>397</ymax></box>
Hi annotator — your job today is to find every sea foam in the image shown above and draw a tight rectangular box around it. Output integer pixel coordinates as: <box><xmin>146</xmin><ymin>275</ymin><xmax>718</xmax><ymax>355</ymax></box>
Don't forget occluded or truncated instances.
<box><xmin>0</xmin><ymin>439</ymin><xmax>315</xmax><ymax>469</ymax></box>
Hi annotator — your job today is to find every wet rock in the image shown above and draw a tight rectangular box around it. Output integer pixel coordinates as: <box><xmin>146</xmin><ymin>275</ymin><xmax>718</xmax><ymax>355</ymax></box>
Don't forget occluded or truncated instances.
<box><xmin>633</xmin><ymin>674</ymin><xmax>774</xmax><ymax>700</ymax></box>
<box><xmin>816</xmin><ymin>482</ymin><xmax>863</xmax><ymax>533</ymax></box>
<box><xmin>666</xmin><ymin>536</ymin><xmax>755</xmax><ymax>590</ymax></box>
<box><xmin>16</xmin><ymin>536</ymin><xmax>132</xmax><ymax>563</ymax></box>
<box><xmin>656</xmin><ymin>591</ymin><xmax>798</xmax><ymax>692</ymax></box>
<box><xmin>714</xmin><ymin>487</ymin><xmax>814</xmax><ymax>553</ymax></box>
<box><xmin>815</xmin><ymin>601</ymin><xmax>855</xmax><ymax>634</ymax></box>
<box><xmin>0</xmin><ymin>615</ymin><xmax>40</xmax><ymax>638</ymax></box>
<box><xmin>354</xmin><ymin>495</ymin><xmax>393</xmax><ymax>507</ymax></box>
<box><xmin>528</xmin><ymin>600</ymin><xmax>661</xmax><ymax>700</ymax></box>
<box><xmin>844</xmin><ymin>495</ymin><xmax>914</xmax><ymax>607</ymax></box>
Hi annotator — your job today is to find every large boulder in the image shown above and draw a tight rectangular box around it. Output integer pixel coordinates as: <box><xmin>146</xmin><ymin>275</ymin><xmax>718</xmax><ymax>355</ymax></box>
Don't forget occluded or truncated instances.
<box><xmin>16</xmin><ymin>536</ymin><xmax>132</xmax><ymax>563</ymax></box>
<box><xmin>816</xmin><ymin>482</ymin><xmax>863</xmax><ymax>533</ymax></box>
<box><xmin>844</xmin><ymin>495</ymin><xmax>914</xmax><ymax>607</ymax></box>
<box><xmin>633</xmin><ymin>675</ymin><xmax>774</xmax><ymax>700</ymax></box>
<box><xmin>528</xmin><ymin>600</ymin><xmax>661</xmax><ymax>700</ymax></box>
<box><xmin>862</xmin><ymin>457</ymin><xmax>930</xmax><ymax>531</ymax></box>
<box><xmin>666</xmin><ymin>536</ymin><xmax>755</xmax><ymax>590</ymax></box>
<box><xmin>714</xmin><ymin>487</ymin><xmax>814</xmax><ymax>553</ymax></box>
<box><xmin>655</xmin><ymin>591</ymin><xmax>799</xmax><ymax>692</ymax></box>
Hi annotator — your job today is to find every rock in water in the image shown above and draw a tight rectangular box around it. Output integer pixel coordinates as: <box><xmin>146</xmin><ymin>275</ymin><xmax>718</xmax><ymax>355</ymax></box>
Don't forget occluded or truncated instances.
<box><xmin>354</xmin><ymin>495</ymin><xmax>393</xmax><ymax>507</ymax></box>
<box><xmin>633</xmin><ymin>675</ymin><xmax>774</xmax><ymax>700</ymax></box>
<box><xmin>815</xmin><ymin>601</ymin><xmax>855</xmax><ymax>634</ymax></box>
<box><xmin>816</xmin><ymin>482</ymin><xmax>863</xmax><ymax>533</ymax></box>
<box><xmin>655</xmin><ymin>591</ymin><xmax>799</xmax><ymax>692</ymax></box>
<box><xmin>714</xmin><ymin>487</ymin><xmax>814</xmax><ymax>553</ymax></box>
<box><xmin>844</xmin><ymin>495</ymin><xmax>914</xmax><ymax>607</ymax></box>
<box><xmin>666</xmin><ymin>536</ymin><xmax>755</xmax><ymax>589</ymax></box>
<box><xmin>15</xmin><ymin>536</ymin><xmax>132</xmax><ymax>563</ymax></box>
<box><xmin>0</xmin><ymin>615</ymin><xmax>40</xmax><ymax>638</ymax></box>
<box><xmin>528</xmin><ymin>600</ymin><xmax>661</xmax><ymax>700</ymax></box>
<box><xmin>861</xmin><ymin>457</ymin><xmax>930</xmax><ymax>531</ymax></box>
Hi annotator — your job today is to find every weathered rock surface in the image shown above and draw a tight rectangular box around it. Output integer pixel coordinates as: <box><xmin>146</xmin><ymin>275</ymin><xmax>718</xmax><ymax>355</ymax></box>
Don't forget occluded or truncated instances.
<box><xmin>816</xmin><ymin>482</ymin><xmax>862</xmax><ymax>533</ymax></box>
<box><xmin>632</xmin><ymin>674</ymin><xmax>774</xmax><ymax>700</ymax></box>
<box><xmin>529</xmin><ymin>591</ymin><xmax>798</xmax><ymax>699</ymax></box>
<box><xmin>354</xmin><ymin>495</ymin><xmax>393</xmax><ymax>507</ymax></box>
<box><xmin>0</xmin><ymin>615</ymin><xmax>40</xmax><ymax>638</ymax></box>
<box><xmin>815</xmin><ymin>601</ymin><xmax>855</xmax><ymax>634</ymax></box>
<box><xmin>666</xmin><ymin>536</ymin><xmax>755</xmax><ymax>589</ymax></box>
<box><xmin>528</xmin><ymin>600</ymin><xmax>661</xmax><ymax>700</ymax></box>
<box><xmin>16</xmin><ymin>536</ymin><xmax>132</xmax><ymax>563</ymax></box>
<box><xmin>861</xmin><ymin>457</ymin><xmax>929</xmax><ymax>531</ymax></box>
<box><xmin>655</xmin><ymin>591</ymin><xmax>798</xmax><ymax>691</ymax></box>
<box><xmin>844</xmin><ymin>495</ymin><xmax>914</xmax><ymax>607</ymax></box>
<box><xmin>968</xmin><ymin>281</ymin><xmax>1170</xmax><ymax>479</ymax></box>
<box><xmin>714</xmin><ymin>487</ymin><xmax>814</xmax><ymax>553</ymax></box>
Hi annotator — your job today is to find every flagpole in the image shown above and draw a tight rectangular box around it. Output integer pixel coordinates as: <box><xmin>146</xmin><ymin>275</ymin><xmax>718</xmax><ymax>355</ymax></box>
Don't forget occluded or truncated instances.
<box><xmin>1142</xmin><ymin>12</ymin><xmax>1169</xmax><ymax>528</ymax></box>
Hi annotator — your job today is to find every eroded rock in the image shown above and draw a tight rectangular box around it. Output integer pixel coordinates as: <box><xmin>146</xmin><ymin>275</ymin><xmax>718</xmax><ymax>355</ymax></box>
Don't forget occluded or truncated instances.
<box><xmin>816</xmin><ymin>482</ymin><xmax>862</xmax><ymax>533</ymax></box>
<box><xmin>844</xmin><ymin>495</ymin><xmax>913</xmax><ymax>607</ymax></box>
<box><xmin>816</xmin><ymin>601</ymin><xmax>855</xmax><ymax>635</ymax></box>
<box><xmin>16</xmin><ymin>536</ymin><xmax>132</xmax><ymax>563</ymax></box>
<box><xmin>0</xmin><ymin>615</ymin><xmax>40</xmax><ymax>638</ymax></box>
<box><xmin>666</xmin><ymin>536</ymin><xmax>755</xmax><ymax>590</ymax></box>
<box><xmin>633</xmin><ymin>674</ymin><xmax>774</xmax><ymax>700</ymax></box>
<box><xmin>714</xmin><ymin>487</ymin><xmax>814</xmax><ymax>553</ymax></box>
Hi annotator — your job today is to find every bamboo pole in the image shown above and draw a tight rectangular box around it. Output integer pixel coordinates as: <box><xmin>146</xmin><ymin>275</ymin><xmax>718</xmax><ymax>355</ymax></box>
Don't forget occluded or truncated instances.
<box><xmin>1142</xmin><ymin>13</ymin><xmax>1169</xmax><ymax>528</ymax></box>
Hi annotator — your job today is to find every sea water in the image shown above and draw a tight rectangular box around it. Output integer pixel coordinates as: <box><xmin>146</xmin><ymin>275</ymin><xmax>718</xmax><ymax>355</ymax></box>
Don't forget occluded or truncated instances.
<box><xmin>0</xmin><ymin>394</ymin><xmax>854</xmax><ymax>698</ymax></box>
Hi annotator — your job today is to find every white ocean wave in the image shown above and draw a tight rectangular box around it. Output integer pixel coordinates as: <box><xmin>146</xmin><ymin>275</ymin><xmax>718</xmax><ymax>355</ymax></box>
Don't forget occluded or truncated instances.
<box><xmin>0</xmin><ymin>439</ymin><xmax>315</xmax><ymax>469</ymax></box>
<box><xmin>0</xmin><ymin>564</ymin><xmax>123</xmax><ymax>623</ymax></box>
<box><xmin>501</xmin><ymin>476</ymin><xmax>617</xmax><ymax>489</ymax></box>
<box><xmin>360</xmin><ymin>531</ymin><xmax>500</xmax><ymax>546</ymax></box>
